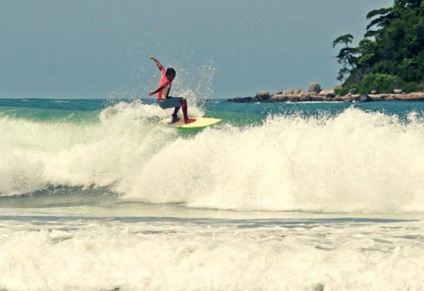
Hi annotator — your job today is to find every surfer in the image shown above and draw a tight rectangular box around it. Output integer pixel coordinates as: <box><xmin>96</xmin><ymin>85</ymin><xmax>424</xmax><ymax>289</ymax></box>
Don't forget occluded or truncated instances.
<box><xmin>148</xmin><ymin>57</ymin><xmax>195</xmax><ymax>124</ymax></box>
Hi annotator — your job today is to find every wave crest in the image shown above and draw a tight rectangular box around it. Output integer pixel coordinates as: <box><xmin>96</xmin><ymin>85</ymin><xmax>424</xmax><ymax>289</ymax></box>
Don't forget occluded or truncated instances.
<box><xmin>2</xmin><ymin>104</ymin><xmax>424</xmax><ymax>213</ymax></box>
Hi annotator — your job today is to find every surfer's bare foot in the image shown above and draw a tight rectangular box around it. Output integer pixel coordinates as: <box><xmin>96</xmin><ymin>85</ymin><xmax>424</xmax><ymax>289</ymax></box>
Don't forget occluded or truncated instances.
<box><xmin>184</xmin><ymin>118</ymin><xmax>196</xmax><ymax>124</ymax></box>
<box><xmin>171</xmin><ymin>115</ymin><xmax>180</xmax><ymax>123</ymax></box>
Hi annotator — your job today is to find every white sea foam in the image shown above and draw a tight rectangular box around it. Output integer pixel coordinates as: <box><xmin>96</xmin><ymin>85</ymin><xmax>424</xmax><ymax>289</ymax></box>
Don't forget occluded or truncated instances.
<box><xmin>1</xmin><ymin>218</ymin><xmax>424</xmax><ymax>290</ymax></box>
<box><xmin>122</xmin><ymin>105</ymin><xmax>424</xmax><ymax>213</ymax></box>
<box><xmin>1</xmin><ymin>102</ymin><xmax>424</xmax><ymax>213</ymax></box>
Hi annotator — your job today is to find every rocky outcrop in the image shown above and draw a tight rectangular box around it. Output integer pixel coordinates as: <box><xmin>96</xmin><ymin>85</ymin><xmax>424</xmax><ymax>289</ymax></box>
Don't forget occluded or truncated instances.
<box><xmin>319</xmin><ymin>89</ymin><xmax>336</xmax><ymax>98</ymax></box>
<box><xmin>254</xmin><ymin>91</ymin><xmax>271</xmax><ymax>102</ymax></box>
<box><xmin>227</xmin><ymin>87</ymin><xmax>424</xmax><ymax>103</ymax></box>
<box><xmin>228</xmin><ymin>91</ymin><xmax>271</xmax><ymax>103</ymax></box>
<box><xmin>370</xmin><ymin>92</ymin><xmax>424</xmax><ymax>101</ymax></box>
<box><xmin>269</xmin><ymin>91</ymin><xmax>339</xmax><ymax>102</ymax></box>
<box><xmin>308</xmin><ymin>83</ymin><xmax>321</xmax><ymax>94</ymax></box>
<box><xmin>282</xmin><ymin>88</ymin><xmax>303</xmax><ymax>95</ymax></box>
<box><xmin>335</xmin><ymin>91</ymin><xmax>424</xmax><ymax>102</ymax></box>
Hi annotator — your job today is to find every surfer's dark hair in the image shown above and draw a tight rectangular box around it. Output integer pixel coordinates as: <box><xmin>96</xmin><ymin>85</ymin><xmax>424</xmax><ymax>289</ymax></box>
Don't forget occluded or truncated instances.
<box><xmin>166</xmin><ymin>68</ymin><xmax>176</xmax><ymax>77</ymax></box>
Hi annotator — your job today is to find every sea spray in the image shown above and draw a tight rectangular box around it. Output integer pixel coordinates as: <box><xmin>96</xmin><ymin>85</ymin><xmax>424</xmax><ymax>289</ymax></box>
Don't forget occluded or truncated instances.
<box><xmin>123</xmin><ymin>106</ymin><xmax>424</xmax><ymax>213</ymax></box>
<box><xmin>1</xmin><ymin>102</ymin><xmax>424</xmax><ymax>213</ymax></box>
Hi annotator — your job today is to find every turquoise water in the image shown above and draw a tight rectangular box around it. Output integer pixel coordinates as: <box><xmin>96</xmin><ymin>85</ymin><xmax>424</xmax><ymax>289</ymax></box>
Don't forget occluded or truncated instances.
<box><xmin>2</xmin><ymin>97</ymin><xmax>423</xmax><ymax>122</ymax></box>
<box><xmin>1</xmin><ymin>98</ymin><xmax>424</xmax><ymax>290</ymax></box>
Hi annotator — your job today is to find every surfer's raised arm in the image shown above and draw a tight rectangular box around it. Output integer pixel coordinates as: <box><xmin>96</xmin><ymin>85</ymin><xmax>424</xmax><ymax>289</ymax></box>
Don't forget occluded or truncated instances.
<box><xmin>150</xmin><ymin>57</ymin><xmax>164</xmax><ymax>71</ymax></box>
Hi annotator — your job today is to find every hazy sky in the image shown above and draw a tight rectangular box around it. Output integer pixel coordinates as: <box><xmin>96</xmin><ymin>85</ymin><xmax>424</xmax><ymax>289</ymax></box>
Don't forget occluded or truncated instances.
<box><xmin>0</xmin><ymin>0</ymin><xmax>392</xmax><ymax>99</ymax></box>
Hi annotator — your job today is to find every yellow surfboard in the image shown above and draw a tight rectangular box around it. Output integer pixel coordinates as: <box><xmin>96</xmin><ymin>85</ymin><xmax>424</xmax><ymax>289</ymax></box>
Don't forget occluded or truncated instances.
<box><xmin>161</xmin><ymin>117</ymin><xmax>222</xmax><ymax>129</ymax></box>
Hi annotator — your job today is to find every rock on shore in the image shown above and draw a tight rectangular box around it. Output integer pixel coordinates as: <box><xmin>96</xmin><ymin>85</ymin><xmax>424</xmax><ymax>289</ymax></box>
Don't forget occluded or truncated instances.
<box><xmin>227</xmin><ymin>84</ymin><xmax>424</xmax><ymax>103</ymax></box>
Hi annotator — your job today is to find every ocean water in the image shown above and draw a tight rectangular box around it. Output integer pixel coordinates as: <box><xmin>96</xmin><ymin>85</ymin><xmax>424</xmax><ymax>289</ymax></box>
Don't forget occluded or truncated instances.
<box><xmin>1</xmin><ymin>98</ymin><xmax>424</xmax><ymax>290</ymax></box>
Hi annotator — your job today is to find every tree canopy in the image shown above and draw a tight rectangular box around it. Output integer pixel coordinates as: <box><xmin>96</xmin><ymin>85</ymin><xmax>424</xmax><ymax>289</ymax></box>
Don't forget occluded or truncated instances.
<box><xmin>334</xmin><ymin>0</ymin><xmax>424</xmax><ymax>94</ymax></box>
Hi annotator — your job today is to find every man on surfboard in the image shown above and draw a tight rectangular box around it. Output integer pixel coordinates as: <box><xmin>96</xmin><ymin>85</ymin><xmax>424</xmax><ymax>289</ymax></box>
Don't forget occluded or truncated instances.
<box><xmin>148</xmin><ymin>57</ymin><xmax>195</xmax><ymax>124</ymax></box>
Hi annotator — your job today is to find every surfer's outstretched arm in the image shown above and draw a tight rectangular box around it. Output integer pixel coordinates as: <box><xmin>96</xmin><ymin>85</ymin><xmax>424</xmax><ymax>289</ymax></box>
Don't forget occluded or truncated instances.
<box><xmin>148</xmin><ymin>85</ymin><xmax>166</xmax><ymax>96</ymax></box>
<box><xmin>150</xmin><ymin>57</ymin><xmax>164</xmax><ymax>71</ymax></box>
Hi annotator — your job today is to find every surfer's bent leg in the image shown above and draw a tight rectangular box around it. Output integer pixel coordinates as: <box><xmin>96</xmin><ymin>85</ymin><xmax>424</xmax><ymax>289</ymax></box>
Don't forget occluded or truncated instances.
<box><xmin>158</xmin><ymin>97</ymin><xmax>194</xmax><ymax>124</ymax></box>
<box><xmin>172</xmin><ymin>97</ymin><xmax>183</xmax><ymax>119</ymax></box>
<box><xmin>182</xmin><ymin>98</ymin><xmax>188</xmax><ymax>121</ymax></box>
<box><xmin>158</xmin><ymin>97</ymin><xmax>183</xmax><ymax>123</ymax></box>
<box><xmin>181</xmin><ymin>98</ymin><xmax>195</xmax><ymax>124</ymax></box>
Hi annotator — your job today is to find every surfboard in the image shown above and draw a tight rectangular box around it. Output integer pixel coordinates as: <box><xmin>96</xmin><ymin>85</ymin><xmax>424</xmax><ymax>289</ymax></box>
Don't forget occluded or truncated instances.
<box><xmin>161</xmin><ymin>117</ymin><xmax>222</xmax><ymax>129</ymax></box>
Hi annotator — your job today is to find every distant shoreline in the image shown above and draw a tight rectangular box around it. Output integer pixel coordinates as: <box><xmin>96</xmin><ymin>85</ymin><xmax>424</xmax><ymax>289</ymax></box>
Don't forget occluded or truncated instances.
<box><xmin>227</xmin><ymin>90</ymin><xmax>424</xmax><ymax>103</ymax></box>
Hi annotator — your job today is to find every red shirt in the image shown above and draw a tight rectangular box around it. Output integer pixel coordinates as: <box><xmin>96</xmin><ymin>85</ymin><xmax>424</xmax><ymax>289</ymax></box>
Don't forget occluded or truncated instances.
<box><xmin>157</xmin><ymin>68</ymin><xmax>172</xmax><ymax>101</ymax></box>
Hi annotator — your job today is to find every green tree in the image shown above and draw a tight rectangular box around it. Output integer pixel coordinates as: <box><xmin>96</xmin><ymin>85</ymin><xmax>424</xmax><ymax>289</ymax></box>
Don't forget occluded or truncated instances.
<box><xmin>334</xmin><ymin>0</ymin><xmax>424</xmax><ymax>93</ymax></box>
<box><xmin>333</xmin><ymin>34</ymin><xmax>358</xmax><ymax>81</ymax></box>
